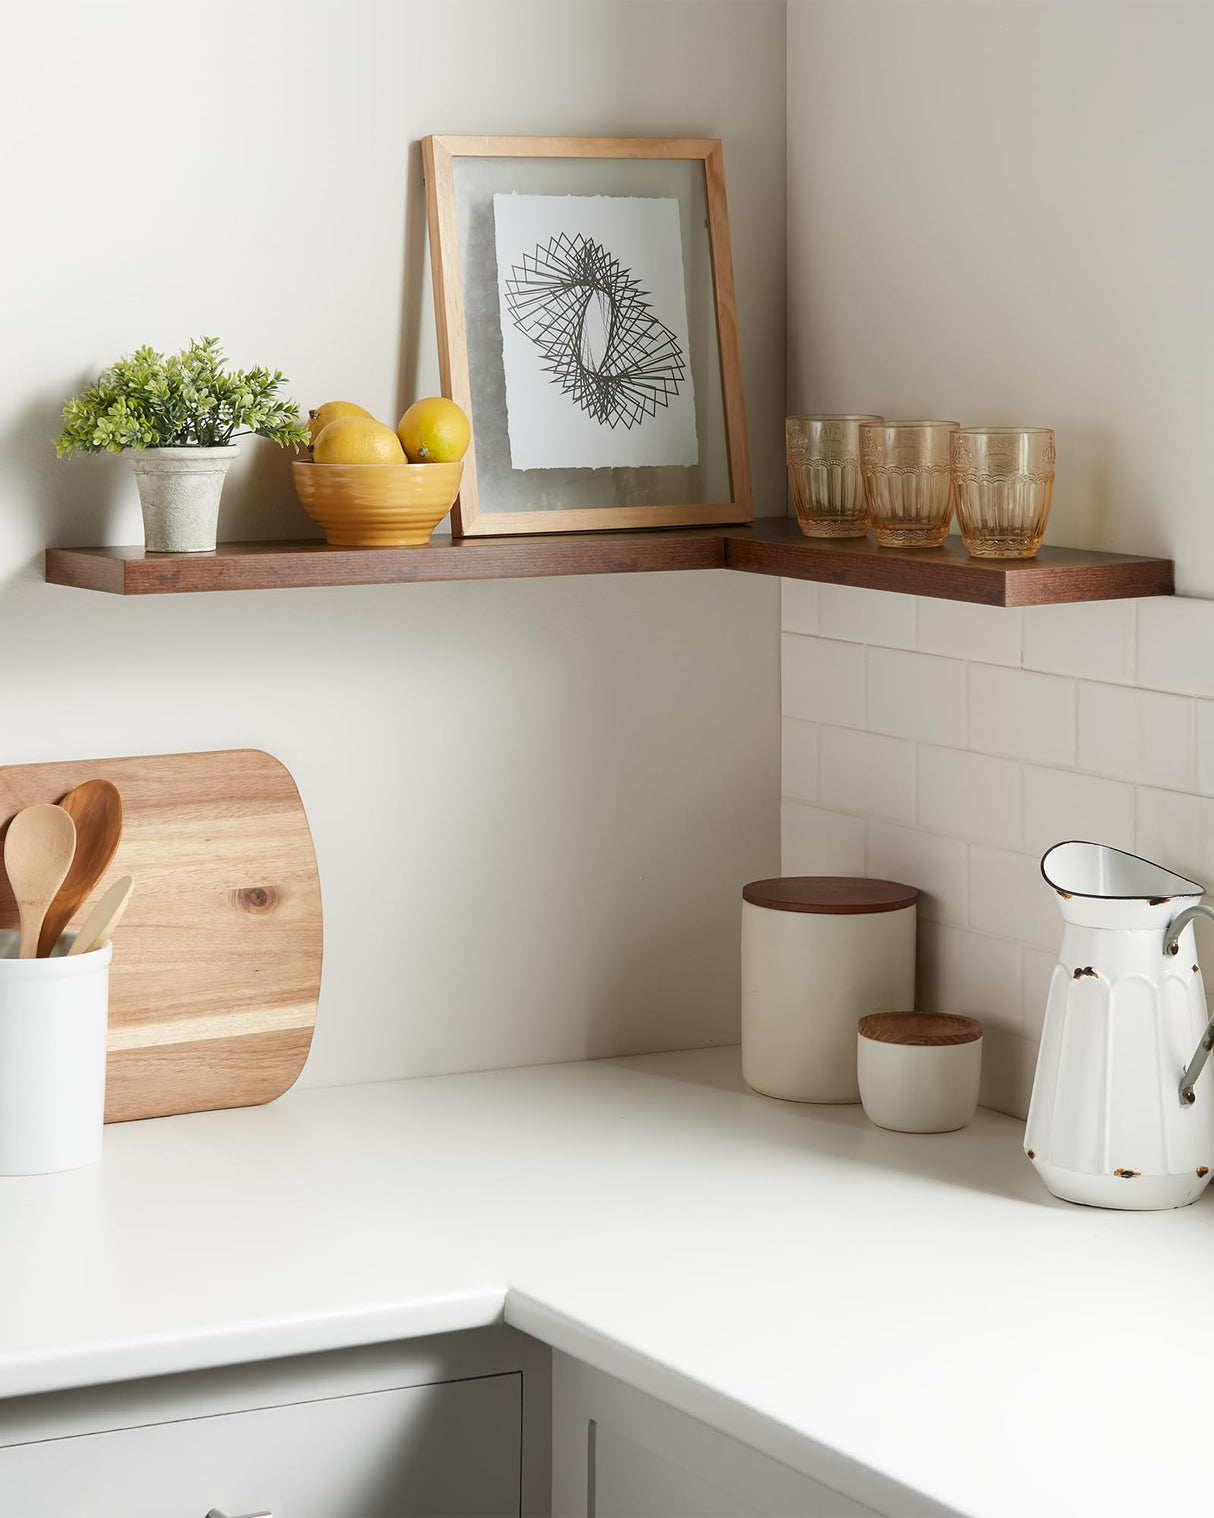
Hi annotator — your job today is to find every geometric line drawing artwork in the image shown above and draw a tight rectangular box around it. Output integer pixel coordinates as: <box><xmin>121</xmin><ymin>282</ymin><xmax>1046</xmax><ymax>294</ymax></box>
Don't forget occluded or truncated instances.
<box><xmin>503</xmin><ymin>232</ymin><xmax>687</xmax><ymax>431</ymax></box>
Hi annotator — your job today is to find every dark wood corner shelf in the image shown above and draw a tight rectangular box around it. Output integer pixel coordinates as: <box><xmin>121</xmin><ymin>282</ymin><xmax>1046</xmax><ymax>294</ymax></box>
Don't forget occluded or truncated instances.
<box><xmin>721</xmin><ymin>520</ymin><xmax>1173</xmax><ymax>607</ymax></box>
<box><xmin>44</xmin><ymin>517</ymin><xmax>1173</xmax><ymax>607</ymax></box>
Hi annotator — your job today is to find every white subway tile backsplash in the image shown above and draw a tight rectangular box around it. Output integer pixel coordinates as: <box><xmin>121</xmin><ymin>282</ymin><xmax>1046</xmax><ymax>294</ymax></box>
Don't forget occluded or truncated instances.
<box><xmin>1138</xmin><ymin>596</ymin><xmax>1214</xmax><ymax>699</ymax></box>
<box><xmin>1077</xmin><ymin>681</ymin><xmax>1195</xmax><ymax>791</ymax></box>
<box><xmin>1022</xmin><ymin>600</ymin><xmax>1135</xmax><ymax>683</ymax></box>
<box><xmin>1022</xmin><ymin>765</ymin><xmax>1134</xmax><ymax>856</ymax></box>
<box><xmin>916</xmin><ymin>600</ymin><xmax>1021</xmax><ymax>667</ymax></box>
<box><xmin>1021</xmin><ymin>947</ymin><xmax>1058</xmax><ymax>1040</ymax></box>
<box><xmin>866</xmin><ymin>821</ymin><xmax>968</xmax><ymax>926</ymax></box>
<box><xmin>1134</xmin><ymin>788</ymin><xmax>1214</xmax><ymax>892</ymax></box>
<box><xmin>917</xmin><ymin>745</ymin><xmax>1020</xmax><ymax>847</ymax></box>
<box><xmin>781</xmin><ymin>801</ymin><xmax>866</xmax><ymax>875</ymax></box>
<box><xmin>819</xmin><ymin>726</ymin><xmax>915</xmax><ymax>823</ymax></box>
<box><xmin>781</xmin><ymin>718</ymin><xmax>818</xmax><ymax>803</ymax></box>
<box><xmin>781</xmin><ymin>634</ymin><xmax>865</xmax><ymax>727</ymax></box>
<box><xmin>867</xmin><ymin>647</ymin><xmax>966</xmax><ymax>745</ymax></box>
<box><xmin>1134</xmin><ymin>792</ymin><xmax>1214</xmax><ymax>1000</ymax></box>
<box><xmin>917</xmin><ymin>922</ymin><xmax>1023</xmax><ymax>1034</ymax></box>
<box><xmin>968</xmin><ymin>665</ymin><xmax>1076</xmax><ymax>766</ymax></box>
<box><xmin>818</xmin><ymin>584</ymin><xmax>916</xmax><ymax>647</ymax></box>
<box><xmin>1196</xmin><ymin>702</ymin><xmax>1214</xmax><ymax>795</ymax></box>
<box><xmin>779</xmin><ymin>583</ymin><xmax>1214</xmax><ymax>1108</ymax></box>
<box><xmin>780</xmin><ymin>578</ymin><xmax>819</xmax><ymax>635</ymax></box>
<box><xmin>968</xmin><ymin>846</ymin><xmax>1059</xmax><ymax>952</ymax></box>
<box><xmin>978</xmin><ymin>1025</ymin><xmax>1038</xmax><ymax>1120</ymax></box>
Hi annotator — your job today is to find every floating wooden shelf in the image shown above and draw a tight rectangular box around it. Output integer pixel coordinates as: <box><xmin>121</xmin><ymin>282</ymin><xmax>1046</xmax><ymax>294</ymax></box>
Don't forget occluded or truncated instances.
<box><xmin>44</xmin><ymin>530</ymin><xmax>726</xmax><ymax>595</ymax></box>
<box><xmin>45</xmin><ymin>517</ymin><xmax>1173</xmax><ymax>606</ymax></box>
<box><xmin>721</xmin><ymin>520</ymin><xmax>1174</xmax><ymax>607</ymax></box>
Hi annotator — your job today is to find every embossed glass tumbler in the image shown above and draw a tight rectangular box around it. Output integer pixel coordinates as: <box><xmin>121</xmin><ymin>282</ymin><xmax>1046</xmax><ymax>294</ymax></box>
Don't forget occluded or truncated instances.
<box><xmin>952</xmin><ymin>427</ymin><xmax>1056</xmax><ymax>558</ymax></box>
<box><xmin>786</xmin><ymin>415</ymin><xmax>882</xmax><ymax>537</ymax></box>
<box><xmin>859</xmin><ymin>421</ymin><xmax>959</xmax><ymax>547</ymax></box>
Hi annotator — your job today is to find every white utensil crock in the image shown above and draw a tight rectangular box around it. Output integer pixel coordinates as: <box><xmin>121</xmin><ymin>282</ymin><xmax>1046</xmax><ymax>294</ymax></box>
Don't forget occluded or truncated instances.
<box><xmin>0</xmin><ymin>930</ymin><xmax>111</xmax><ymax>1175</ymax></box>
<box><xmin>741</xmin><ymin>877</ymin><xmax>918</xmax><ymax>1102</ymax></box>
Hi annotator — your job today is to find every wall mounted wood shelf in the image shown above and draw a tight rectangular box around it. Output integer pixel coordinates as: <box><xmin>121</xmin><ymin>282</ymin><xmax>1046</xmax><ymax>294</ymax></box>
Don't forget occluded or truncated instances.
<box><xmin>722</xmin><ymin>520</ymin><xmax>1174</xmax><ymax>606</ymax></box>
<box><xmin>44</xmin><ymin>517</ymin><xmax>1173</xmax><ymax>606</ymax></box>
<box><xmin>44</xmin><ymin>531</ymin><xmax>726</xmax><ymax>595</ymax></box>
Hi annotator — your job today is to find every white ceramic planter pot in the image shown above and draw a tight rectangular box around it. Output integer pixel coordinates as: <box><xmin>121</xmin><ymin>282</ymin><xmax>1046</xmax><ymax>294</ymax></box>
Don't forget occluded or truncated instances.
<box><xmin>741</xmin><ymin>877</ymin><xmax>918</xmax><ymax>1103</ymax></box>
<box><xmin>128</xmin><ymin>445</ymin><xmax>237</xmax><ymax>552</ymax></box>
<box><xmin>0</xmin><ymin>930</ymin><xmax>111</xmax><ymax>1175</ymax></box>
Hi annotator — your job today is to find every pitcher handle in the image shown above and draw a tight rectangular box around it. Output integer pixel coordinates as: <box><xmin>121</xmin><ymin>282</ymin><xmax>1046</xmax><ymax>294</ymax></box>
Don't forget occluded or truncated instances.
<box><xmin>1164</xmin><ymin>902</ymin><xmax>1214</xmax><ymax>957</ymax></box>
<box><xmin>1166</xmin><ymin>904</ymin><xmax>1214</xmax><ymax>1105</ymax></box>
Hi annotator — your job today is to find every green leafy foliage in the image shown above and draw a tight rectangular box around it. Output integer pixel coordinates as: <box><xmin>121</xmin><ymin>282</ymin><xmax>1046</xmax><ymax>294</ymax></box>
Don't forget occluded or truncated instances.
<box><xmin>55</xmin><ymin>337</ymin><xmax>311</xmax><ymax>456</ymax></box>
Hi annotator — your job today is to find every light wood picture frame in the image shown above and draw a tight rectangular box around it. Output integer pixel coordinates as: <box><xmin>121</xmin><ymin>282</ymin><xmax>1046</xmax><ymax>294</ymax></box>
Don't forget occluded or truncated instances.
<box><xmin>422</xmin><ymin>135</ymin><xmax>752</xmax><ymax>537</ymax></box>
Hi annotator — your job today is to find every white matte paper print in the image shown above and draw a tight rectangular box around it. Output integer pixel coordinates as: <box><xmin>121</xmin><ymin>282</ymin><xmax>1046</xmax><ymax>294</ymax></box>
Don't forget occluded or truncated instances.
<box><xmin>493</xmin><ymin>193</ymin><xmax>699</xmax><ymax>470</ymax></box>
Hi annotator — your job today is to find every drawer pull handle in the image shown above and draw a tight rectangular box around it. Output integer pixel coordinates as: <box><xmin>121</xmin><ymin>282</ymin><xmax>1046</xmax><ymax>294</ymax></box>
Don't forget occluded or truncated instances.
<box><xmin>206</xmin><ymin>1510</ymin><xmax>273</xmax><ymax>1517</ymax></box>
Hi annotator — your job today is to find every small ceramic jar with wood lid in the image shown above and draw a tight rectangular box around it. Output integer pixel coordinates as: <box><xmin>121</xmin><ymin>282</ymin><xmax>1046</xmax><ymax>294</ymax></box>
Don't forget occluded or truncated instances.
<box><xmin>857</xmin><ymin>1012</ymin><xmax>983</xmax><ymax>1133</ymax></box>
<box><xmin>741</xmin><ymin>877</ymin><xmax>918</xmax><ymax>1103</ymax></box>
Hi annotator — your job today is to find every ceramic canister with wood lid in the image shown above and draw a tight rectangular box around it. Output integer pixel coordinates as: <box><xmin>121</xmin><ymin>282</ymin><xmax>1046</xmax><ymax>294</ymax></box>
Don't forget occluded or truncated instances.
<box><xmin>741</xmin><ymin>877</ymin><xmax>918</xmax><ymax>1102</ymax></box>
<box><xmin>857</xmin><ymin>1011</ymin><xmax>983</xmax><ymax>1132</ymax></box>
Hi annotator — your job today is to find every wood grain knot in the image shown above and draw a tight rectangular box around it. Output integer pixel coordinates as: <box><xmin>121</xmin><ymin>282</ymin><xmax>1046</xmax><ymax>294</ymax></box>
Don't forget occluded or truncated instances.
<box><xmin>232</xmin><ymin>885</ymin><xmax>279</xmax><ymax>914</ymax></box>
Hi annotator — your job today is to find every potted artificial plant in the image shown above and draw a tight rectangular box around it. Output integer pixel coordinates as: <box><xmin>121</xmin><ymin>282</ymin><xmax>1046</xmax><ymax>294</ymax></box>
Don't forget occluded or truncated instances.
<box><xmin>55</xmin><ymin>337</ymin><xmax>309</xmax><ymax>552</ymax></box>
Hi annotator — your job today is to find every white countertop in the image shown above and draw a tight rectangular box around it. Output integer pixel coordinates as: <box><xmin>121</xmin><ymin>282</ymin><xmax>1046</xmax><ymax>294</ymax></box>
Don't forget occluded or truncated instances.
<box><xmin>0</xmin><ymin>1046</ymin><xmax>1203</xmax><ymax>1518</ymax></box>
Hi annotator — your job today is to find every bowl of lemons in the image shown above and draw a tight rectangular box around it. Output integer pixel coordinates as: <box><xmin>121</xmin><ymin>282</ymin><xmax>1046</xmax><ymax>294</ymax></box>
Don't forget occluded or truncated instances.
<box><xmin>292</xmin><ymin>398</ymin><xmax>470</xmax><ymax>547</ymax></box>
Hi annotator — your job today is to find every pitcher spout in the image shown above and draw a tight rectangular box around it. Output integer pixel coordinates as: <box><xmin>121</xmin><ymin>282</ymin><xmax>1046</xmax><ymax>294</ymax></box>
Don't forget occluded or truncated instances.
<box><xmin>1041</xmin><ymin>840</ymin><xmax>1203</xmax><ymax>931</ymax></box>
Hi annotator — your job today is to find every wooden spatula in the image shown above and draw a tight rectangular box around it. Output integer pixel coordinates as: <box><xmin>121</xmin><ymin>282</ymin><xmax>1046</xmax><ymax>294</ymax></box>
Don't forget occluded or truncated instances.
<box><xmin>4</xmin><ymin>805</ymin><xmax>77</xmax><ymax>959</ymax></box>
<box><xmin>68</xmin><ymin>875</ymin><xmax>134</xmax><ymax>957</ymax></box>
<box><xmin>38</xmin><ymin>779</ymin><xmax>123</xmax><ymax>957</ymax></box>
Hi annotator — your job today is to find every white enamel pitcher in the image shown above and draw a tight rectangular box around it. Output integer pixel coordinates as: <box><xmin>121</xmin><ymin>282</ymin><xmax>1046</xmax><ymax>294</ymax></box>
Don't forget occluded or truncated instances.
<box><xmin>1026</xmin><ymin>841</ymin><xmax>1214</xmax><ymax>1210</ymax></box>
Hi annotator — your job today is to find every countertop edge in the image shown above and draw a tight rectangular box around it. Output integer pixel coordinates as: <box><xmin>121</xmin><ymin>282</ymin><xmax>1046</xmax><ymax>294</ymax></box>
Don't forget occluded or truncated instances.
<box><xmin>0</xmin><ymin>1288</ymin><xmax>506</xmax><ymax>1403</ymax></box>
<box><xmin>504</xmin><ymin>1288</ymin><xmax>961</xmax><ymax>1518</ymax></box>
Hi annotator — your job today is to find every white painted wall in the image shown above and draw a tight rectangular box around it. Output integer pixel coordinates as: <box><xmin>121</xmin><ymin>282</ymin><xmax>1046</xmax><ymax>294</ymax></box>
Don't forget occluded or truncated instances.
<box><xmin>784</xmin><ymin>2</ymin><xmax>1214</xmax><ymax>1114</ymax></box>
<box><xmin>788</xmin><ymin>0</ymin><xmax>1214</xmax><ymax>592</ymax></box>
<box><xmin>2</xmin><ymin>0</ymin><xmax>786</xmax><ymax>1086</ymax></box>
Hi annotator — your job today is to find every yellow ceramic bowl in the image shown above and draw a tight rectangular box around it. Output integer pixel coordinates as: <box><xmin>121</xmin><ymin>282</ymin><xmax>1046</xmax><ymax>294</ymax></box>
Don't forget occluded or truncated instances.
<box><xmin>292</xmin><ymin>460</ymin><xmax>463</xmax><ymax>547</ymax></box>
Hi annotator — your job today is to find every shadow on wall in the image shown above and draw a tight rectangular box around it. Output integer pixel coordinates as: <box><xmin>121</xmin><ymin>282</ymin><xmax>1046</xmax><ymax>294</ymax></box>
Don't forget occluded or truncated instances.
<box><xmin>217</xmin><ymin>436</ymin><xmax>317</xmax><ymax>544</ymax></box>
<box><xmin>3</xmin><ymin>383</ymin><xmax>129</xmax><ymax>555</ymax></box>
<box><xmin>396</xmin><ymin>137</ymin><xmax>427</xmax><ymax>424</ymax></box>
<box><xmin>394</xmin><ymin>137</ymin><xmax>454</xmax><ymax>536</ymax></box>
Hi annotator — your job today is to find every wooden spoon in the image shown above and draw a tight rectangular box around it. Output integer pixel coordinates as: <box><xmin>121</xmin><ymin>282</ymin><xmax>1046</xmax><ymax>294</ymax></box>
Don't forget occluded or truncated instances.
<box><xmin>68</xmin><ymin>875</ymin><xmax>134</xmax><ymax>957</ymax></box>
<box><xmin>38</xmin><ymin>779</ymin><xmax>123</xmax><ymax>957</ymax></box>
<box><xmin>4</xmin><ymin>805</ymin><xmax>77</xmax><ymax>959</ymax></box>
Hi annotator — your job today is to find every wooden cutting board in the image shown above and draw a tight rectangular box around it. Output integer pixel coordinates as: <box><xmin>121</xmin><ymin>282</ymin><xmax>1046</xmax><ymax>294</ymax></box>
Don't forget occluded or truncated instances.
<box><xmin>0</xmin><ymin>749</ymin><xmax>322</xmax><ymax>1123</ymax></box>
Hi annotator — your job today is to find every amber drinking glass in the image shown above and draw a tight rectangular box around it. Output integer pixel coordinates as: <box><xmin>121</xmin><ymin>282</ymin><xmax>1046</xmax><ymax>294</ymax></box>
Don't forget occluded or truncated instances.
<box><xmin>952</xmin><ymin>428</ymin><xmax>1056</xmax><ymax>558</ymax></box>
<box><xmin>786</xmin><ymin>415</ymin><xmax>883</xmax><ymax>537</ymax></box>
<box><xmin>859</xmin><ymin>421</ymin><xmax>959</xmax><ymax>547</ymax></box>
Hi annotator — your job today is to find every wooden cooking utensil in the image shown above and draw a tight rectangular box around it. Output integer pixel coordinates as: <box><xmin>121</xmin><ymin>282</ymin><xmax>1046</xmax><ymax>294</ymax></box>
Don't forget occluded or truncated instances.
<box><xmin>67</xmin><ymin>875</ymin><xmax>134</xmax><ymax>958</ymax></box>
<box><xmin>3</xmin><ymin>805</ymin><xmax>77</xmax><ymax>959</ymax></box>
<box><xmin>38</xmin><ymin>779</ymin><xmax>123</xmax><ymax>957</ymax></box>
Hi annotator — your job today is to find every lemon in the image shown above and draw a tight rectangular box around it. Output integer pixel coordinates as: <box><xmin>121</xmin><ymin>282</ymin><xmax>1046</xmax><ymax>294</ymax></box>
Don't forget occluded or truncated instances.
<box><xmin>307</xmin><ymin>400</ymin><xmax>373</xmax><ymax>444</ymax></box>
<box><xmin>313</xmin><ymin>416</ymin><xmax>406</xmax><ymax>464</ymax></box>
<box><xmin>397</xmin><ymin>397</ymin><xmax>471</xmax><ymax>463</ymax></box>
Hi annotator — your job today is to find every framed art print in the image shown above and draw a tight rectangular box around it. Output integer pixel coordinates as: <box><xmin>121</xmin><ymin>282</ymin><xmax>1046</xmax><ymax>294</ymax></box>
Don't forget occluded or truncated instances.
<box><xmin>422</xmin><ymin>135</ymin><xmax>751</xmax><ymax>536</ymax></box>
